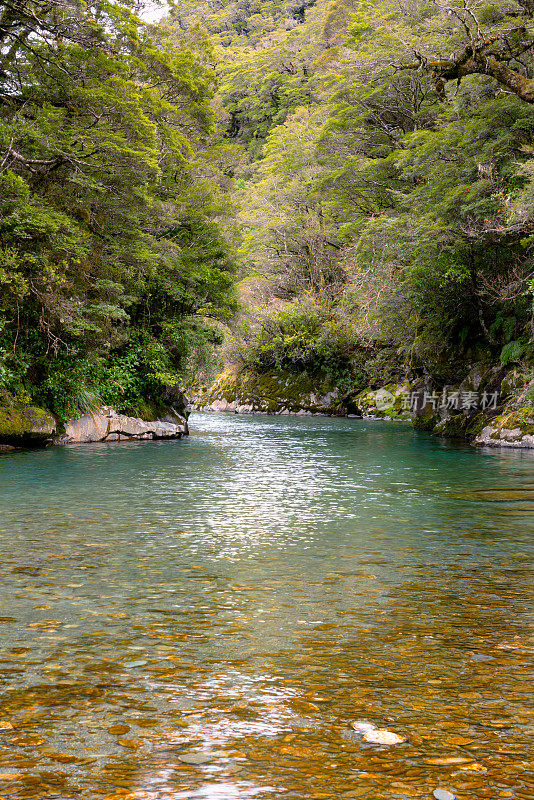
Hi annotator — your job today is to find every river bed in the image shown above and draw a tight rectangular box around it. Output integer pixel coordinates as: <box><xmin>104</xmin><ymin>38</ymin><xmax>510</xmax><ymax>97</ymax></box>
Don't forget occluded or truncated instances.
<box><xmin>0</xmin><ymin>413</ymin><xmax>533</xmax><ymax>799</ymax></box>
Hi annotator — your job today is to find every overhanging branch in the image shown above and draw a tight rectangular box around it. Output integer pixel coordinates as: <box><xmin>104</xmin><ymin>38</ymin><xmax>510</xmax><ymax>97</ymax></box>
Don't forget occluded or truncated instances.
<box><xmin>393</xmin><ymin>32</ymin><xmax>534</xmax><ymax>104</ymax></box>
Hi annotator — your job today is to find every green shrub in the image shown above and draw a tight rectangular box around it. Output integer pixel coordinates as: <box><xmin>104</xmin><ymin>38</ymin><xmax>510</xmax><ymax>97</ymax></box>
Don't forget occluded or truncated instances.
<box><xmin>239</xmin><ymin>300</ymin><xmax>360</xmax><ymax>377</ymax></box>
<box><xmin>500</xmin><ymin>340</ymin><xmax>525</xmax><ymax>366</ymax></box>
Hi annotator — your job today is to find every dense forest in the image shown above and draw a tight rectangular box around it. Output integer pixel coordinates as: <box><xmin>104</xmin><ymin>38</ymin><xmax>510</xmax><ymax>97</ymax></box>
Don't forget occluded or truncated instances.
<box><xmin>0</xmin><ymin>0</ymin><xmax>237</xmax><ymax>421</ymax></box>
<box><xmin>1</xmin><ymin>0</ymin><xmax>534</xmax><ymax>428</ymax></box>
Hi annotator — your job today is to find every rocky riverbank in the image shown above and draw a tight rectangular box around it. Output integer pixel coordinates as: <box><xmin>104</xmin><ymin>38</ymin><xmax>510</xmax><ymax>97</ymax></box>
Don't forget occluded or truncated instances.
<box><xmin>57</xmin><ymin>407</ymin><xmax>188</xmax><ymax>444</ymax></box>
<box><xmin>0</xmin><ymin>395</ymin><xmax>188</xmax><ymax>450</ymax></box>
<box><xmin>190</xmin><ymin>364</ymin><xmax>534</xmax><ymax>449</ymax></box>
<box><xmin>3</xmin><ymin>363</ymin><xmax>533</xmax><ymax>449</ymax></box>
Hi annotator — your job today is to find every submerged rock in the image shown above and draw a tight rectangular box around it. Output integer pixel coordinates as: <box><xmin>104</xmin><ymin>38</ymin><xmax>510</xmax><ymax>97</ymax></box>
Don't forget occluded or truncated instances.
<box><xmin>58</xmin><ymin>407</ymin><xmax>187</xmax><ymax>444</ymax></box>
<box><xmin>350</xmin><ymin>721</ymin><xmax>377</xmax><ymax>734</ymax></box>
<box><xmin>349</xmin><ymin>720</ymin><xmax>406</xmax><ymax>745</ymax></box>
<box><xmin>433</xmin><ymin>790</ymin><xmax>455</xmax><ymax>800</ymax></box>
<box><xmin>178</xmin><ymin>752</ymin><xmax>211</xmax><ymax>764</ymax></box>
<box><xmin>362</xmin><ymin>728</ymin><xmax>406</xmax><ymax>745</ymax></box>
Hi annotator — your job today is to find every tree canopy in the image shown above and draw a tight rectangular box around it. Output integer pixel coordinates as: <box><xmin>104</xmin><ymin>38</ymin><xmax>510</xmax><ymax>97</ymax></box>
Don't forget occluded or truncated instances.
<box><xmin>195</xmin><ymin>0</ymin><xmax>534</xmax><ymax>385</ymax></box>
<box><xmin>0</xmin><ymin>0</ymin><xmax>236</xmax><ymax>417</ymax></box>
<box><xmin>2</xmin><ymin>0</ymin><xmax>534</xmax><ymax>417</ymax></box>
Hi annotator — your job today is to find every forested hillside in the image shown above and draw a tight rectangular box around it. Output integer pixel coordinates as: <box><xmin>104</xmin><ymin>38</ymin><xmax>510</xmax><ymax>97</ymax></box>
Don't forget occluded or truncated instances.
<box><xmin>0</xmin><ymin>0</ymin><xmax>237</xmax><ymax>422</ymax></box>
<box><xmin>194</xmin><ymin>0</ymin><xmax>534</xmax><ymax>393</ymax></box>
<box><xmin>2</xmin><ymin>0</ymin><xmax>534</xmax><ymax>433</ymax></box>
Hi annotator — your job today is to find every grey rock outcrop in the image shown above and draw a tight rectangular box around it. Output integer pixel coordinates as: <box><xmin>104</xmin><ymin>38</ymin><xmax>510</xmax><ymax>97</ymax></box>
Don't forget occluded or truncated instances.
<box><xmin>475</xmin><ymin>424</ymin><xmax>534</xmax><ymax>448</ymax></box>
<box><xmin>58</xmin><ymin>407</ymin><xmax>187</xmax><ymax>444</ymax></box>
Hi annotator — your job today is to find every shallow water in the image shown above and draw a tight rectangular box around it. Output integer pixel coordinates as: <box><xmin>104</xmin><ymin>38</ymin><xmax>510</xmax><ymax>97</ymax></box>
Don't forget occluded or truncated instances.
<box><xmin>0</xmin><ymin>413</ymin><xmax>533</xmax><ymax>800</ymax></box>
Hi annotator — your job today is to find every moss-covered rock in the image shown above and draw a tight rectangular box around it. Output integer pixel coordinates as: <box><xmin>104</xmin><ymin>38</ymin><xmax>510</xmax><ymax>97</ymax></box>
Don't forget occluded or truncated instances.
<box><xmin>192</xmin><ymin>369</ymin><xmax>344</xmax><ymax>415</ymax></box>
<box><xmin>433</xmin><ymin>411</ymin><xmax>486</xmax><ymax>440</ymax></box>
<box><xmin>411</xmin><ymin>403</ymin><xmax>438</xmax><ymax>431</ymax></box>
<box><xmin>500</xmin><ymin>369</ymin><xmax>530</xmax><ymax>400</ymax></box>
<box><xmin>353</xmin><ymin>383</ymin><xmax>411</xmax><ymax>419</ymax></box>
<box><xmin>0</xmin><ymin>397</ymin><xmax>56</xmax><ymax>444</ymax></box>
<box><xmin>193</xmin><ymin>370</ymin><xmax>417</xmax><ymax>420</ymax></box>
<box><xmin>473</xmin><ymin>377</ymin><xmax>534</xmax><ymax>448</ymax></box>
<box><xmin>458</xmin><ymin>363</ymin><xmax>493</xmax><ymax>394</ymax></box>
<box><xmin>475</xmin><ymin>412</ymin><xmax>534</xmax><ymax>448</ymax></box>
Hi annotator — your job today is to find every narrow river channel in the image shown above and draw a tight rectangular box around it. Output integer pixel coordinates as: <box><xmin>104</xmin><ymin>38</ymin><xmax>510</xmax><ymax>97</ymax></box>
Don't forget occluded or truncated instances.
<box><xmin>1</xmin><ymin>413</ymin><xmax>533</xmax><ymax>799</ymax></box>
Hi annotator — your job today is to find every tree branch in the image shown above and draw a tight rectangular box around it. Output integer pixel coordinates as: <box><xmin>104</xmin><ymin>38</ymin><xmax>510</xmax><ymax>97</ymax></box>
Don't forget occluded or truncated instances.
<box><xmin>393</xmin><ymin>32</ymin><xmax>534</xmax><ymax>103</ymax></box>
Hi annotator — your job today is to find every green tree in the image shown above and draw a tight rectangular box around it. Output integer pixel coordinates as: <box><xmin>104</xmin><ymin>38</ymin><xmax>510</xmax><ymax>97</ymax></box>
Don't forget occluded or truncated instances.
<box><xmin>0</xmin><ymin>0</ymin><xmax>237</xmax><ymax>415</ymax></box>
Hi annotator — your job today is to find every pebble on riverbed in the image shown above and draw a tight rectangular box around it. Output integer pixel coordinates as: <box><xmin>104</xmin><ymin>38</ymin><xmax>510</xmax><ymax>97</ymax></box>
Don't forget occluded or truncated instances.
<box><xmin>433</xmin><ymin>790</ymin><xmax>455</xmax><ymax>800</ymax></box>
<box><xmin>349</xmin><ymin>720</ymin><xmax>406</xmax><ymax>744</ymax></box>
<box><xmin>178</xmin><ymin>752</ymin><xmax>211</xmax><ymax>765</ymax></box>
<box><xmin>363</xmin><ymin>729</ymin><xmax>406</xmax><ymax>745</ymax></box>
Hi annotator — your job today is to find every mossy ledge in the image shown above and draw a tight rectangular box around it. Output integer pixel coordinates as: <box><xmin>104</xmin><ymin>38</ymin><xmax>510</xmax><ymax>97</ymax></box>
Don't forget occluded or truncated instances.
<box><xmin>191</xmin><ymin>369</ymin><xmax>412</xmax><ymax>419</ymax></box>
<box><xmin>190</xmin><ymin>369</ymin><xmax>346</xmax><ymax>416</ymax></box>
<box><xmin>0</xmin><ymin>395</ymin><xmax>56</xmax><ymax>446</ymax></box>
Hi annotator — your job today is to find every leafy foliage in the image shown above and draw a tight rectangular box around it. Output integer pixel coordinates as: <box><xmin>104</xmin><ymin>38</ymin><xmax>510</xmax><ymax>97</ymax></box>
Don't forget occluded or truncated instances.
<box><xmin>204</xmin><ymin>0</ymin><xmax>534</xmax><ymax>383</ymax></box>
<box><xmin>0</xmin><ymin>0</ymin><xmax>237</xmax><ymax>416</ymax></box>
<box><xmin>4</xmin><ymin>0</ymin><xmax>534</xmax><ymax>418</ymax></box>
<box><xmin>238</xmin><ymin>299</ymin><xmax>358</xmax><ymax>372</ymax></box>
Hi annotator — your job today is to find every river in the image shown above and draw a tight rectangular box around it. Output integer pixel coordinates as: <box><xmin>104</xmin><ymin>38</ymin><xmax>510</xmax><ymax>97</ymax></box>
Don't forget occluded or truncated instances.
<box><xmin>1</xmin><ymin>413</ymin><xmax>533</xmax><ymax>799</ymax></box>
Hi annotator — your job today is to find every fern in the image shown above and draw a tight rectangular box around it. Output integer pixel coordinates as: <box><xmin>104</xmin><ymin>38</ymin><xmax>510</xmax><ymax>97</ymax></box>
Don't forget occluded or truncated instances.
<box><xmin>500</xmin><ymin>340</ymin><xmax>525</xmax><ymax>366</ymax></box>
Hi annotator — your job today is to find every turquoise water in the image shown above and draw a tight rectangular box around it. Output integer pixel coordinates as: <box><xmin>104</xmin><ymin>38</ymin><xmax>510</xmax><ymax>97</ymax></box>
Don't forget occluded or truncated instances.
<box><xmin>0</xmin><ymin>413</ymin><xmax>533</xmax><ymax>799</ymax></box>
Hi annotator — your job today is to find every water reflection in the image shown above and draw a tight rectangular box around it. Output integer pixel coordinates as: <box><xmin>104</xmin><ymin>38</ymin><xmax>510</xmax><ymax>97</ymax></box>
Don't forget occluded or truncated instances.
<box><xmin>0</xmin><ymin>413</ymin><xmax>533</xmax><ymax>798</ymax></box>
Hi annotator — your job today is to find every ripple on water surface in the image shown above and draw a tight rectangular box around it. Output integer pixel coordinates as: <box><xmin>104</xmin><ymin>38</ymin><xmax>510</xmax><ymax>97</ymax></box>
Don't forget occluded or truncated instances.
<box><xmin>0</xmin><ymin>413</ymin><xmax>533</xmax><ymax>799</ymax></box>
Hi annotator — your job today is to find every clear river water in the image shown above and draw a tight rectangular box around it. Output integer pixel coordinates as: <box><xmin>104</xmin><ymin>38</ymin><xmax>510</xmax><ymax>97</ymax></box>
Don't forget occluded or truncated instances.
<box><xmin>0</xmin><ymin>412</ymin><xmax>533</xmax><ymax>800</ymax></box>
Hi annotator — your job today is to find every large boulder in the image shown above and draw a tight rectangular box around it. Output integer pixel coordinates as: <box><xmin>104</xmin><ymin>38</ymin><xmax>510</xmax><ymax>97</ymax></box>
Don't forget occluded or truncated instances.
<box><xmin>62</xmin><ymin>411</ymin><xmax>109</xmax><ymax>443</ymax></box>
<box><xmin>410</xmin><ymin>379</ymin><xmax>440</xmax><ymax>431</ymax></box>
<box><xmin>59</xmin><ymin>407</ymin><xmax>187</xmax><ymax>444</ymax></box>
<box><xmin>0</xmin><ymin>398</ymin><xmax>56</xmax><ymax>445</ymax></box>
<box><xmin>433</xmin><ymin>410</ymin><xmax>486</xmax><ymax>440</ymax></box>
<box><xmin>352</xmin><ymin>383</ymin><xmax>411</xmax><ymax>419</ymax></box>
<box><xmin>417</xmin><ymin>364</ymin><xmax>505</xmax><ymax>441</ymax></box>
<box><xmin>160</xmin><ymin>385</ymin><xmax>189</xmax><ymax>419</ymax></box>
<box><xmin>475</xmin><ymin>418</ymin><xmax>534</xmax><ymax>448</ymax></box>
